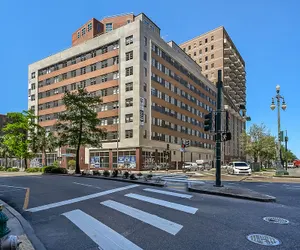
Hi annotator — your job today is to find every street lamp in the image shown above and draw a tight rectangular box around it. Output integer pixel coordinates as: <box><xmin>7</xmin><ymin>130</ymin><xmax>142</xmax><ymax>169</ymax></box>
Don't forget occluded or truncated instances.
<box><xmin>270</xmin><ymin>84</ymin><xmax>287</xmax><ymax>174</ymax></box>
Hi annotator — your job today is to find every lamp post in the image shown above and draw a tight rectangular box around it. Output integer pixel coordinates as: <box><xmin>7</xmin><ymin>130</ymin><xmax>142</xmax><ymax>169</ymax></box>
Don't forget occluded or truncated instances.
<box><xmin>270</xmin><ymin>85</ymin><xmax>287</xmax><ymax>173</ymax></box>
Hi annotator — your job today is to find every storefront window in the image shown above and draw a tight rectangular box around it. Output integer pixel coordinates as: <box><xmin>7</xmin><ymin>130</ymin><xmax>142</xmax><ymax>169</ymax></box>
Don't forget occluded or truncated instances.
<box><xmin>142</xmin><ymin>151</ymin><xmax>155</xmax><ymax>170</ymax></box>
<box><xmin>113</xmin><ymin>151</ymin><xmax>136</xmax><ymax>169</ymax></box>
<box><xmin>90</xmin><ymin>151</ymin><xmax>109</xmax><ymax>168</ymax></box>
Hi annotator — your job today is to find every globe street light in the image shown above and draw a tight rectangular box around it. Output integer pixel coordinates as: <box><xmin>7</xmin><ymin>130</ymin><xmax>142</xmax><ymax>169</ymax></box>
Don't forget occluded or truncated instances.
<box><xmin>270</xmin><ymin>85</ymin><xmax>287</xmax><ymax>174</ymax></box>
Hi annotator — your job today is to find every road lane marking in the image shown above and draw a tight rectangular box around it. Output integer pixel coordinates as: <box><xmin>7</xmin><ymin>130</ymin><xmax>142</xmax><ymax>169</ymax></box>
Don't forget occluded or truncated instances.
<box><xmin>26</xmin><ymin>184</ymin><xmax>139</xmax><ymax>213</ymax></box>
<box><xmin>0</xmin><ymin>184</ymin><xmax>27</xmax><ymax>189</ymax></box>
<box><xmin>23</xmin><ymin>188</ymin><xmax>30</xmax><ymax>210</ymax></box>
<box><xmin>63</xmin><ymin>209</ymin><xmax>142</xmax><ymax>250</ymax></box>
<box><xmin>143</xmin><ymin>188</ymin><xmax>192</xmax><ymax>199</ymax></box>
<box><xmin>73</xmin><ymin>182</ymin><xmax>101</xmax><ymax>189</ymax></box>
<box><xmin>101</xmin><ymin>200</ymin><xmax>183</xmax><ymax>235</ymax></box>
<box><xmin>125</xmin><ymin>193</ymin><xmax>198</xmax><ymax>214</ymax></box>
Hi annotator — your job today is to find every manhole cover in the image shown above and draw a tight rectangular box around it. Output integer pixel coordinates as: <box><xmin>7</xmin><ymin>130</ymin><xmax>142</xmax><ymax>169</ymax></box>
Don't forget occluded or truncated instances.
<box><xmin>247</xmin><ymin>234</ymin><xmax>281</xmax><ymax>246</ymax></box>
<box><xmin>263</xmin><ymin>217</ymin><xmax>289</xmax><ymax>224</ymax></box>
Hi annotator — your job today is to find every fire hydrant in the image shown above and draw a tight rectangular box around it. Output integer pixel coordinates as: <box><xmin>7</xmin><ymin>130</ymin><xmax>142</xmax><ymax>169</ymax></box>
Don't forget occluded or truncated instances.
<box><xmin>0</xmin><ymin>205</ymin><xmax>21</xmax><ymax>250</ymax></box>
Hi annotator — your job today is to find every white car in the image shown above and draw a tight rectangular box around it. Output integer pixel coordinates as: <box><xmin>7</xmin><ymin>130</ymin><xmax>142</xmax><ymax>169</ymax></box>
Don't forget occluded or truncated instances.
<box><xmin>287</xmin><ymin>163</ymin><xmax>295</xmax><ymax>168</ymax></box>
<box><xmin>227</xmin><ymin>161</ymin><xmax>252</xmax><ymax>175</ymax></box>
<box><xmin>182</xmin><ymin>162</ymin><xmax>198</xmax><ymax>172</ymax></box>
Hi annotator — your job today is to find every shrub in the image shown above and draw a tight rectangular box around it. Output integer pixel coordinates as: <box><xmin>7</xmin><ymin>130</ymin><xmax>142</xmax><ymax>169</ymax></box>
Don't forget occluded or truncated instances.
<box><xmin>52</xmin><ymin>161</ymin><xmax>60</xmax><ymax>168</ymax></box>
<box><xmin>112</xmin><ymin>169</ymin><xmax>118</xmax><ymax>177</ymax></box>
<box><xmin>26</xmin><ymin>167</ymin><xmax>41</xmax><ymax>173</ymax></box>
<box><xmin>0</xmin><ymin>166</ymin><xmax>5</xmax><ymax>171</ymax></box>
<box><xmin>68</xmin><ymin>160</ymin><xmax>76</xmax><ymax>170</ymax></box>
<box><xmin>103</xmin><ymin>170</ymin><xmax>110</xmax><ymax>177</ymax></box>
<box><xmin>42</xmin><ymin>166</ymin><xmax>57</xmax><ymax>173</ymax></box>
<box><xmin>6</xmin><ymin>167</ymin><xmax>20</xmax><ymax>172</ymax></box>
<box><xmin>123</xmin><ymin>171</ymin><xmax>129</xmax><ymax>179</ymax></box>
<box><xmin>130</xmin><ymin>174</ymin><xmax>137</xmax><ymax>180</ymax></box>
<box><xmin>92</xmin><ymin>170</ymin><xmax>100</xmax><ymax>176</ymax></box>
<box><xmin>50</xmin><ymin>167</ymin><xmax>68</xmax><ymax>174</ymax></box>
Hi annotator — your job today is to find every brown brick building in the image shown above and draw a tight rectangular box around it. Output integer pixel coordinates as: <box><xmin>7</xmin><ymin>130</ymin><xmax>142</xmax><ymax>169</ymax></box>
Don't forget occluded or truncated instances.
<box><xmin>180</xmin><ymin>26</ymin><xmax>247</xmax><ymax>162</ymax></box>
<box><xmin>28</xmin><ymin>13</ymin><xmax>216</xmax><ymax>170</ymax></box>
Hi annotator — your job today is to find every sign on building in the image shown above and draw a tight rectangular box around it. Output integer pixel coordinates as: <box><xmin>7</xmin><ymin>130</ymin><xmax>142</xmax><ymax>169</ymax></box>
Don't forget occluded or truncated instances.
<box><xmin>140</xmin><ymin>97</ymin><xmax>145</xmax><ymax>127</ymax></box>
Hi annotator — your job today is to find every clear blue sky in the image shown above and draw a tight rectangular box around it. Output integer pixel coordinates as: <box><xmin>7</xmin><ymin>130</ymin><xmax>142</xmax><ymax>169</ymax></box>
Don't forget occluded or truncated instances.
<box><xmin>0</xmin><ymin>0</ymin><xmax>299</xmax><ymax>157</ymax></box>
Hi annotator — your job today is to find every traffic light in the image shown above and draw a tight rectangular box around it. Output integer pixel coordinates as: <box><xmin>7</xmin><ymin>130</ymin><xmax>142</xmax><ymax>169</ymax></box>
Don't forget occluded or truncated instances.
<box><xmin>204</xmin><ymin>112</ymin><xmax>212</xmax><ymax>132</ymax></box>
<box><xmin>225</xmin><ymin>111</ymin><xmax>230</xmax><ymax>132</ymax></box>
<box><xmin>185</xmin><ymin>140</ymin><xmax>190</xmax><ymax>147</ymax></box>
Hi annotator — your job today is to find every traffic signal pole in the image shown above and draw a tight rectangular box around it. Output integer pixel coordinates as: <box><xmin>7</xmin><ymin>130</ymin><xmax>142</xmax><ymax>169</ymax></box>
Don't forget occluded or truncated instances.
<box><xmin>215</xmin><ymin>70</ymin><xmax>223</xmax><ymax>187</ymax></box>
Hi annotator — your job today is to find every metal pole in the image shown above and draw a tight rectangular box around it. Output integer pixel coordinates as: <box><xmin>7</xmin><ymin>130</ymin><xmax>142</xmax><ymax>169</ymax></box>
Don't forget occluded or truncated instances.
<box><xmin>215</xmin><ymin>70</ymin><xmax>223</xmax><ymax>187</ymax></box>
<box><xmin>276</xmin><ymin>93</ymin><xmax>282</xmax><ymax>170</ymax></box>
<box><xmin>285</xmin><ymin>130</ymin><xmax>288</xmax><ymax>171</ymax></box>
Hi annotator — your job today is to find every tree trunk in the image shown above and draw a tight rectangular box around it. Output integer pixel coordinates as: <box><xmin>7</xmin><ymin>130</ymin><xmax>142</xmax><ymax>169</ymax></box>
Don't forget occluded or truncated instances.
<box><xmin>43</xmin><ymin>150</ymin><xmax>47</xmax><ymax>166</ymax></box>
<box><xmin>5</xmin><ymin>156</ymin><xmax>8</xmax><ymax>169</ymax></box>
<box><xmin>75</xmin><ymin>115</ymin><xmax>83</xmax><ymax>174</ymax></box>
<box><xmin>24</xmin><ymin>158</ymin><xmax>28</xmax><ymax>170</ymax></box>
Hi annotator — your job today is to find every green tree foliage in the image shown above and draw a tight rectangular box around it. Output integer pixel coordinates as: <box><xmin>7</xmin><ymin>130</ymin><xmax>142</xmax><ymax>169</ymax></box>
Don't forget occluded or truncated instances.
<box><xmin>67</xmin><ymin>159</ymin><xmax>76</xmax><ymax>170</ymax></box>
<box><xmin>0</xmin><ymin>136</ymin><xmax>13</xmax><ymax>168</ymax></box>
<box><xmin>2</xmin><ymin>110</ymin><xmax>37</xmax><ymax>169</ymax></box>
<box><xmin>33</xmin><ymin>126</ymin><xmax>57</xmax><ymax>166</ymax></box>
<box><xmin>56</xmin><ymin>87</ymin><xmax>106</xmax><ymax>174</ymax></box>
<box><xmin>281</xmin><ymin>146</ymin><xmax>297</xmax><ymax>162</ymax></box>
<box><xmin>240</xmin><ymin>123</ymin><xmax>276</xmax><ymax>164</ymax></box>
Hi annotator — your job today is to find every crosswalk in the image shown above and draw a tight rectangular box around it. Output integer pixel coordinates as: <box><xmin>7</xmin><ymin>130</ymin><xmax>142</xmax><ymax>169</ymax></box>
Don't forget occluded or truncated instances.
<box><xmin>62</xmin><ymin>188</ymin><xmax>198</xmax><ymax>250</ymax></box>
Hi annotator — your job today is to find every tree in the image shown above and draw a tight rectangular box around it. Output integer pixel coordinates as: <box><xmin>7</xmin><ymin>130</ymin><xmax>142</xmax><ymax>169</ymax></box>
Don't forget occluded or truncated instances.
<box><xmin>33</xmin><ymin>126</ymin><xmax>57</xmax><ymax>166</ymax></box>
<box><xmin>0</xmin><ymin>136</ymin><xmax>13</xmax><ymax>168</ymax></box>
<box><xmin>56</xmin><ymin>87</ymin><xmax>106</xmax><ymax>174</ymax></box>
<box><xmin>3</xmin><ymin>110</ymin><xmax>37</xmax><ymax>169</ymax></box>
<box><xmin>281</xmin><ymin>146</ymin><xmax>297</xmax><ymax>163</ymax></box>
<box><xmin>240</xmin><ymin>123</ymin><xmax>276</xmax><ymax>164</ymax></box>
<box><xmin>68</xmin><ymin>159</ymin><xmax>76</xmax><ymax>170</ymax></box>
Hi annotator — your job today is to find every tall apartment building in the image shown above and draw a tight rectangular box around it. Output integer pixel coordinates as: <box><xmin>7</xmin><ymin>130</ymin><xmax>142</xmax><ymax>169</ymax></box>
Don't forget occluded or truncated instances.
<box><xmin>28</xmin><ymin>13</ymin><xmax>216</xmax><ymax>170</ymax></box>
<box><xmin>180</xmin><ymin>26</ymin><xmax>246</xmax><ymax>163</ymax></box>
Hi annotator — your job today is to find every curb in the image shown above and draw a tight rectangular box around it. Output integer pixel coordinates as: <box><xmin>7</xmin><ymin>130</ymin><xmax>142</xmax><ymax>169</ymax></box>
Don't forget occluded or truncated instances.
<box><xmin>0</xmin><ymin>200</ymin><xmax>46</xmax><ymax>250</ymax></box>
<box><xmin>274</xmin><ymin>175</ymin><xmax>300</xmax><ymax>178</ymax></box>
<box><xmin>187</xmin><ymin>183</ymin><xmax>276</xmax><ymax>202</ymax></box>
<box><xmin>43</xmin><ymin>173</ymin><xmax>165</xmax><ymax>187</ymax></box>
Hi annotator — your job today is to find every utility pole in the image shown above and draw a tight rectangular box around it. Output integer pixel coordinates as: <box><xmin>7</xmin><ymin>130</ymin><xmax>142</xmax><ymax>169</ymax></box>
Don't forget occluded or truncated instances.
<box><xmin>215</xmin><ymin>70</ymin><xmax>223</xmax><ymax>187</ymax></box>
<box><xmin>285</xmin><ymin>130</ymin><xmax>288</xmax><ymax>171</ymax></box>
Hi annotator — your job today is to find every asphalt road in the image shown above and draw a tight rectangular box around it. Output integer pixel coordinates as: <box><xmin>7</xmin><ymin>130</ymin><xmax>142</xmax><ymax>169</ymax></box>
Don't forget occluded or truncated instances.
<box><xmin>0</xmin><ymin>175</ymin><xmax>299</xmax><ymax>250</ymax></box>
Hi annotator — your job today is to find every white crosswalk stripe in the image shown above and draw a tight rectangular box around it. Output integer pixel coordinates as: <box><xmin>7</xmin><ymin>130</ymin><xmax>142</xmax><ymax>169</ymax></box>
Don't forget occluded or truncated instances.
<box><xmin>143</xmin><ymin>188</ymin><xmax>192</xmax><ymax>199</ymax></box>
<box><xmin>101</xmin><ymin>200</ymin><xmax>183</xmax><ymax>235</ymax></box>
<box><xmin>125</xmin><ymin>193</ymin><xmax>198</xmax><ymax>214</ymax></box>
<box><xmin>63</xmin><ymin>209</ymin><xmax>142</xmax><ymax>250</ymax></box>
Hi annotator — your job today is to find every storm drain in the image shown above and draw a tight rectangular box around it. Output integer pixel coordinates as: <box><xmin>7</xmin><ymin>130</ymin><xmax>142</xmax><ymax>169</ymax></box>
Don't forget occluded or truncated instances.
<box><xmin>247</xmin><ymin>234</ymin><xmax>281</xmax><ymax>246</ymax></box>
<box><xmin>263</xmin><ymin>217</ymin><xmax>289</xmax><ymax>224</ymax></box>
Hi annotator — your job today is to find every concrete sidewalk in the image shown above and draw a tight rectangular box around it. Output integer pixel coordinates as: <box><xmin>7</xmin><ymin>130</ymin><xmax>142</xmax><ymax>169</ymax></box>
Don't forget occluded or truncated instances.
<box><xmin>0</xmin><ymin>200</ymin><xmax>46</xmax><ymax>250</ymax></box>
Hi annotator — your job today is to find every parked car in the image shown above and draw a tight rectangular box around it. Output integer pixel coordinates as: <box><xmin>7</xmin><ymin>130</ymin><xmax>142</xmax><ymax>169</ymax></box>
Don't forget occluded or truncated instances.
<box><xmin>182</xmin><ymin>162</ymin><xmax>198</xmax><ymax>172</ymax></box>
<box><xmin>227</xmin><ymin>161</ymin><xmax>252</xmax><ymax>175</ymax></box>
<box><xmin>293</xmin><ymin>160</ymin><xmax>300</xmax><ymax>168</ymax></box>
<box><xmin>287</xmin><ymin>162</ymin><xmax>295</xmax><ymax>168</ymax></box>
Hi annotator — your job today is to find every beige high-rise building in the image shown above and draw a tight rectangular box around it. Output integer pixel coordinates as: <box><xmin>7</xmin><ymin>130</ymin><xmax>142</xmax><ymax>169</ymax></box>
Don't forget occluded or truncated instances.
<box><xmin>180</xmin><ymin>26</ymin><xmax>246</xmax><ymax>163</ymax></box>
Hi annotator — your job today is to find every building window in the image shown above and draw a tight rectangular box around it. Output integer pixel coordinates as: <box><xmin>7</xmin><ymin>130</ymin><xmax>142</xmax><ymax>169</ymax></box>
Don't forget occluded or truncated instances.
<box><xmin>113</xmin><ymin>72</ymin><xmax>119</xmax><ymax>79</ymax></box>
<box><xmin>79</xmin><ymin>80</ymin><xmax>86</xmax><ymax>88</ymax></box>
<box><xmin>80</xmin><ymin>67</ymin><xmax>86</xmax><ymax>75</ymax></box>
<box><xmin>88</xmin><ymin>23</ymin><xmax>92</xmax><ymax>32</ymax></box>
<box><xmin>126</xmin><ymin>51</ymin><xmax>133</xmax><ymax>61</ymax></box>
<box><xmin>211</xmin><ymin>35</ymin><xmax>214</xmax><ymax>41</ymax></box>
<box><xmin>105</xmin><ymin>23</ymin><xmax>113</xmax><ymax>32</ymax></box>
<box><xmin>31</xmin><ymin>72</ymin><xmax>35</xmax><ymax>79</ymax></box>
<box><xmin>62</xmin><ymin>61</ymin><xmax>67</xmax><ymax>68</ymax></box>
<box><xmin>90</xmin><ymin>78</ymin><xmax>96</xmax><ymax>85</ymax></box>
<box><xmin>125</xmin><ymin>66</ymin><xmax>133</xmax><ymax>76</ymax></box>
<box><xmin>199</xmin><ymin>41</ymin><xmax>202</xmax><ymax>46</ymax></box>
<box><xmin>143</xmin><ymin>82</ymin><xmax>147</xmax><ymax>92</ymax></box>
<box><xmin>71</xmin><ymin>58</ymin><xmax>76</xmax><ymax>65</ymax></box>
<box><xmin>101</xmin><ymin>74</ymin><xmax>108</xmax><ymax>82</ymax></box>
<box><xmin>183</xmin><ymin>48</ymin><xmax>186</xmax><ymax>52</ymax></box>
<box><xmin>199</xmin><ymin>58</ymin><xmax>202</xmax><ymax>63</ymax></box>
<box><xmin>144</xmin><ymin>67</ymin><xmax>147</xmax><ymax>77</ymax></box>
<box><xmin>205</xmin><ymin>47</ymin><xmax>208</xmax><ymax>52</ymax></box>
<box><xmin>71</xmin><ymin>70</ymin><xmax>76</xmax><ymax>77</ymax></box>
<box><xmin>193</xmin><ymin>52</ymin><xmax>196</xmax><ymax>56</ymax></box>
<box><xmin>77</xmin><ymin>31</ymin><xmax>80</xmax><ymax>38</ymax></box>
<box><xmin>31</xmin><ymin>95</ymin><xmax>35</xmax><ymax>101</ymax></box>
<box><xmin>144</xmin><ymin>52</ymin><xmax>147</xmax><ymax>61</ymax></box>
<box><xmin>143</xmin><ymin>130</ymin><xmax>147</xmax><ymax>138</ymax></box>
<box><xmin>199</xmin><ymin>49</ymin><xmax>202</xmax><ymax>55</ymax></box>
<box><xmin>211</xmin><ymin>54</ymin><xmax>214</xmax><ymax>59</ymax></box>
<box><xmin>211</xmin><ymin>45</ymin><xmax>214</xmax><ymax>50</ymax></box>
<box><xmin>125</xmin><ymin>129</ymin><xmax>133</xmax><ymax>138</ymax></box>
<box><xmin>125</xmin><ymin>98</ymin><xmax>133</xmax><ymax>107</ymax></box>
<box><xmin>205</xmin><ymin>38</ymin><xmax>208</xmax><ymax>43</ymax></box>
<box><xmin>205</xmin><ymin>56</ymin><xmax>208</xmax><ymax>61</ymax></box>
<box><xmin>62</xmin><ymin>86</ymin><xmax>67</xmax><ymax>93</ymax></box>
<box><xmin>125</xmin><ymin>82</ymin><xmax>133</xmax><ymax>91</ymax></box>
<box><xmin>205</xmin><ymin>65</ymin><xmax>208</xmax><ymax>70</ymax></box>
<box><xmin>188</xmin><ymin>45</ymin><xmax>191</xmax><ymax>50</ymax></box>
<box><xmin>82</xmin><ymin>28</ymin><xmax>86</xmax><ymax>36</ymax></box>
<box><xmin>125</xmin><ymin>35</ymin><xmax>133</xmax><ymax>45</ymax></box>
<box><xmin>81</xmin><ymin>55</ymin><xmax>86</xmax><ymax>61</ymax></box>
<box><xmin>205</xmin><ymin>74</ymin><xmax>208</xmax><ymax>78</ymax></box>
<box><xmin>91</xmin><ymin>50</ymin><xmax>96</xmax><ymax>58</ymax></box>
<box><xmin>144</xmin><ymin>36</ymin><xmax>147</xmax><ymax>46</ymax></box>
<box><xmin>71</xmin><ymin>83</ymin><xmax>76</xmax><ymax>90</ymax></box>
<box><xmin>211</xmin><ymin>63</ymin><xmax>214</xmax><ymax>68</ymax></box>
<box><xmin>31</xmin><ymin>83</ymin><xmax>35</xmax><ymax>90</ymax></box>
<box><xmin>62</xmin><ymin>73</ymin><xmax>67</xmax><ymax>80</ymax></box>
<box><xmin>90</xmin><ymin>64</ymin><xmax>97</xmax><ymax>72</ymax></box>
<box><xmin>125</xmin><ymin>114</ymin><xmax>133</xmax><ymax>123</ymax></box>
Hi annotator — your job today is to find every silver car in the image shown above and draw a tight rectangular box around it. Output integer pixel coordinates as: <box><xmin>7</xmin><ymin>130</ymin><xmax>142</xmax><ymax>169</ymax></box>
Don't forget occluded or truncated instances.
<box><xmin>227</xmin><ymin>161</ymin><xmax>252</xmax><ymax>175</ymax></box>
